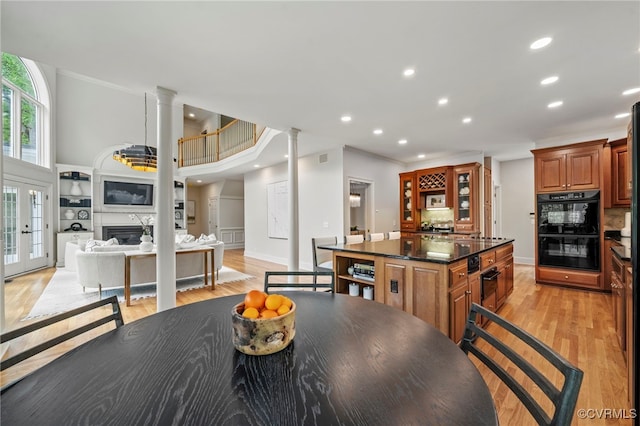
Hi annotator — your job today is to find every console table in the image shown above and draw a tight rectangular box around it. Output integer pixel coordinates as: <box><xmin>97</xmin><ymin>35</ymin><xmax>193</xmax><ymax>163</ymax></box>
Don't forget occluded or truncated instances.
<box><xmin>123</xmin><ymin>246</ymin><xmax>215</xmax><ymax>306</ymax></box>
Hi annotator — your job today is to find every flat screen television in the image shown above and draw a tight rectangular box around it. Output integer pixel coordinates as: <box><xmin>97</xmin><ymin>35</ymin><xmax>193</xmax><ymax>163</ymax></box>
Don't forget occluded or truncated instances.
<box><xmin>104</xmin><ymin>180</ymin><xmax>154</xmax><ymax>206</ymax></box>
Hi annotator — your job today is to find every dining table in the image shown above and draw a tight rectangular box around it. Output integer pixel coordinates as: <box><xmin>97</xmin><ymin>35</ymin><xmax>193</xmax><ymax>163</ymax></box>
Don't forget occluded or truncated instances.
<box><xmin>1</xmin><ymin>292</ymin><xmax>498</xmax><ymax>425</ymax></box>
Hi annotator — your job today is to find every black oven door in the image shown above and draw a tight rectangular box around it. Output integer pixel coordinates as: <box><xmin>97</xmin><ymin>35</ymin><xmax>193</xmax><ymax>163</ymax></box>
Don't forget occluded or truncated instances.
<box><xmin>538</xmin><ymin>235</ymin><xmax>600</xmax><ymax>271</ymax></box>
<box><xmin>537</xmin><ymin>190</ymin><xmax>599</xmax><ymax>235</ymax></box>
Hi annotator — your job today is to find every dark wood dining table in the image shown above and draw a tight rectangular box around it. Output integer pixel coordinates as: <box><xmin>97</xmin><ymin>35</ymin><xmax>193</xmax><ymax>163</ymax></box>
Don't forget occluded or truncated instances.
<box><xmin>1</xmin><ymin>292</ymin><xmax>498</xmax><ymax>425</ymax></box>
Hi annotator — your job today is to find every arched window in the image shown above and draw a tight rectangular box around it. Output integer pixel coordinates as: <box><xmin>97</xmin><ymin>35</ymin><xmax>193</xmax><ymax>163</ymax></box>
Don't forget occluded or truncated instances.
<box><xmin>2</xmin><ymin>52</ymin><xmax>49</xmax><ymax>167</ymax></box>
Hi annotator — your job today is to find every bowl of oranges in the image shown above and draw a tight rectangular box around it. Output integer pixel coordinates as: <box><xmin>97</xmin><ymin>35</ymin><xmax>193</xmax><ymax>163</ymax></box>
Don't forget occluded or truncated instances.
<box><xmin>231</xmin><ymin>290</ymin><xmax>296</xmax><ymax>355</ymax></box>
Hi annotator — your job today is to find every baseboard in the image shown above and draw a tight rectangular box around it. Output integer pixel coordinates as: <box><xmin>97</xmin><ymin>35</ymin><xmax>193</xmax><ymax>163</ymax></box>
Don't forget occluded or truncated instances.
<box><xmin>243</xmin><ymin>251</ymin><xmax>313</xmax><ymax>272</ymax></box>
<box><xmin>514</xmin><ymin>256</ymin><xmax>534</xmax><ymax>265</ymax></box>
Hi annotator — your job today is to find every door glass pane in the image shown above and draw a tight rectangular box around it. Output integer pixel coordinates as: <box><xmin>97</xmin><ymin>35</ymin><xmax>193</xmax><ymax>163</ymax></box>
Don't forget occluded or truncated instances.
<box><xmin>29</xmin><ymin>189</ymin><xmax>43</xmax><ymax>259</ymax></box>
<box><xmin>3</xmin><ymin>186</ymin><xmax>18</xmax><ymax>264</ymax></box>
<box><xmin>20</xmin><ymin>97</ymin><xmax>38</xmax><ymax>165</ymax></box>
<box><xmin>2</xmin><ymin>85</ymin><xmax>14</xmax><ymax>158</ymax></box>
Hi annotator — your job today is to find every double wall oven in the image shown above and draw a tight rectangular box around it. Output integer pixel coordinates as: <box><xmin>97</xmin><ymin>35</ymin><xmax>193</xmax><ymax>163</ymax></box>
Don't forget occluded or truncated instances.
<box><xmin>537</xmin><ymin>190</ymin><xmax>600</xmax><ymax>271</ymax></box>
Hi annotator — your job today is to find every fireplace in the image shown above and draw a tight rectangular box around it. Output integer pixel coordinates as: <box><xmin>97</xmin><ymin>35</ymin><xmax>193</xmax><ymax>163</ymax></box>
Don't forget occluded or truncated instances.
<box><xmin>103</xmin><ymin>226</ymin><xmax>154</xmax><ymax>245</ymax></box>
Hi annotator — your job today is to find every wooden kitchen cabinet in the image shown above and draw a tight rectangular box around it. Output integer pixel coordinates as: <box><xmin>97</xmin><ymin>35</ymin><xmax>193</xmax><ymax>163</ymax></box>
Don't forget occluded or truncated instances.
<box><xmin>532</xmin><ymin>140</ymin><xmax>605</xmax><ymax>193</ymax></box>
<box><xmin>626</xmin><ymin>265</ymin><xmax>634</xmax><ymax>406</ymax></box>
<box><xmin>448</xmin><ymin>261</ymin><xmax>481</xmax><ymax>343</ymax></box>
<box><xmin>611</xmin><ymin>254</ymin><xmax>626</xmax><ymax>353</ymax></box>
<box><xmin>628</xmin><ymin>120</ymin><xmax>633</xmax><ymax>194</ymax></box>
<box><xmin>417</xmin><ymin>166</ymin><xmax>453</xmax><ymax>208</ymax></box>
<box><xmin>453</xmin><ymin>163</ymin><xmax>480</xmax><ymax>232</ymax></box>
<box><xmin>399</xmin><ymin>172</ymin><xmax>418</xmax><ymax>231</ymax></box>
<box><xmin>604</xmin><ymin>138</ymin><xmax>630</xmax><ymax>208</ymax></box>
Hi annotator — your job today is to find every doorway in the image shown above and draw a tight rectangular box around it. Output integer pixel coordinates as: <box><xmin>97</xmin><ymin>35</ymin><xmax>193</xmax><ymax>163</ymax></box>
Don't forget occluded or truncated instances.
<box><xmin>3</xmin><ymin>180</ymin><xmax>48</xmax><ymax>277</ymax></box>
<box><xmin>348</xmin><ymin>179</ymin><xmax>373</xmax><ymax>237</ymax></box>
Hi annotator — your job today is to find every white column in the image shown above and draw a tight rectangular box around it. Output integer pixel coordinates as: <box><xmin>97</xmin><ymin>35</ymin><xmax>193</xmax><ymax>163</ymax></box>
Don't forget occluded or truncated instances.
<box><xmin>155</xmin><ymin>87</ymin><xmax>177</xmax><ymax>312</ymax></box>
<box><xmin>288</xmin><ymin>128</ymin><xmax>300</xmax><ymax>271</ymax></box>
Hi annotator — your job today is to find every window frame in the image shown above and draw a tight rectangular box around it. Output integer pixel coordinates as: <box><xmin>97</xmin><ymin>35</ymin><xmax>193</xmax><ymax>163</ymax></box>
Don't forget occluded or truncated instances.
<box><xmin>2</xmin><ymin>54</ymin><xmax>49</xmax><ymax>169</ymax></box>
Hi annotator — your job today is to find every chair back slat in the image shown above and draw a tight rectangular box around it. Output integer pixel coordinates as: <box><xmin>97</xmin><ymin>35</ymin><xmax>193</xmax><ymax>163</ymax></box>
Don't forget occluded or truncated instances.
<box><xmin>264</xmin><ymin>271</ymin><xmax>335</xmax><ymax>293</ymax></box>
<box><xmin>1</xmin><ymin>296</ymin><xmax>124</xmax><ymax>372</ymax></box>
<box><xmin>460</xmin><ymin>303</ymin><xmax>583</xmax><ymax>426</ymax></box>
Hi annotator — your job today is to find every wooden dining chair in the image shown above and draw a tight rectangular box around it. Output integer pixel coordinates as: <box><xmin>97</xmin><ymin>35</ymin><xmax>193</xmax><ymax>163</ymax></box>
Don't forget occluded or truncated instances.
<box><xmin>1</xmin><ymin>296</ymin><xmax>124</xmax><ymax>376</ymax></box>
<box><xmin>264</xmin><ymin>271</ymin><xmax>335</xmax><ymax>293</ymax></box>
<box><xmin>460</xmin><ymin>303</ymin><xmax>583</xmax><ymax>426</ymax></box>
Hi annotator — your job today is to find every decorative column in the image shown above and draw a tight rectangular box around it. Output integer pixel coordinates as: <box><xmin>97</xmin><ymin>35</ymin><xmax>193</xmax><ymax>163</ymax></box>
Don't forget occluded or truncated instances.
<box><xmin>288</xmin><ymin>128</ymin><xmax>300</xmax><ymax>272</ymax></box>
<box><xmin>155</xmin><ymin>86</ymin><xmax>177</xmax><ymax>312</ymax></box>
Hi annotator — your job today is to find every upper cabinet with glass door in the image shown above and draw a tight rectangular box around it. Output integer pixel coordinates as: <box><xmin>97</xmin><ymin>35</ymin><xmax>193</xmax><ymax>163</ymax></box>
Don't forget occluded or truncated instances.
<box><xmin>453</xmin><ymin>163</ymin><xmax>480</xmax><ymax>233</ymax></box>
<box><xmin>399</xmin><ymin>172</ymin><xmax>418</xmax><ymax>231</ymax></box>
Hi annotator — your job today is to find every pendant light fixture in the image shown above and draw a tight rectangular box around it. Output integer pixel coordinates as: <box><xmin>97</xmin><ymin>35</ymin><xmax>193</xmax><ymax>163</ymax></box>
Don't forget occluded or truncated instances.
<box><xmin>350</xmin><ymin>193</ymin><xmax>361</xmax><ymax>208</ymax></box>
<box><xmin>113</xmin><ymin>93</ymin><xmax>158</xmax><ymax>172</ymax></box>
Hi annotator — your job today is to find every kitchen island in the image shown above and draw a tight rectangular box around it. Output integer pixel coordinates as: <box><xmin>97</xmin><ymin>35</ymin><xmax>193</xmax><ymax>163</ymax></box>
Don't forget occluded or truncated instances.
<box><xmin>320</xmin><ymin>235</ymin><xmax>514</xmax><ymax>342</ymax></box>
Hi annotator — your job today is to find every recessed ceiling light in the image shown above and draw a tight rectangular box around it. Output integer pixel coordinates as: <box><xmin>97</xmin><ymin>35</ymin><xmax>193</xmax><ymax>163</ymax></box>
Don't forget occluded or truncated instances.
<box><xmin>547</xmin><ymin>100</ymin><xmax>563</xmax><ymax>108</ymax></box>
<box><xmin>341</xmin><ymin>115</ymin><xmax>352</xmax><ymax>122</ymax></box>
<box><xmin>253</xmin><ymin>164</ymin><xmax>260</xmax><ymax>168</ymax></box>
<box><xmin>438</xmin><ymin>98</ymin><xmax>448</xmax><ymax>105</ymax></box>
<box><xmin>462</xmin><ymin>117</ymin><xmax>472</xmax><ymax>124</ymax></box>
<box><xmin>373</xmin><ymin>129</ymin><xmax>383</xmax><ymax>135</ymax></box>
<box><xmin>403</xmin><ymin>68</ymin><xmax>415</xmax><ymax>77</ymax></box>
<box><xmin>530</xmin><ymin>37</ymin><xmax>552</xmax><ymax>50</ymax></box>
<box><xmin>418</xmin><ymin>154</ymin><xmax>425</xmax><ymax>159</ymax></box>
<box><xmin>398</xmin><ymin>139</ymin><xmax>408</xmax><ymax>145</ymax></box>
<box><xmin>615</xmin><ymin>112</ymin><xmax>631</xmax><ymax>119</ymax></box>
<box><xmin>622</xmin><ymin>87</ymin><xmax>640</xmax><ymax>96</ymax></box>
<box><xmin>188</xmin><ymin>113</ymin><xmax>195</xmax><ymax>118</ymax></box>
<box><xmin>540</xmin><ymin>76</ymin><xmax>559</xmax><ymax>85</ymax></box>
<box><xmin>196</xmin><ymin>179</ymin><xmax>202</xmax><ymax>183</ymax></box>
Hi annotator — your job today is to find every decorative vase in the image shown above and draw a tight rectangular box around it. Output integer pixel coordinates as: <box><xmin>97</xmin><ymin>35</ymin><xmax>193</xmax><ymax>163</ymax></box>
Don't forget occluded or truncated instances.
<box><xmin>64</xmin><ymin>209</ymin><xmax>75</xmax><ymax>220</ymax></box>
<box><xmin>139</xmin><ymin>234</ymin><xmax>153</xmax><ymax>252</ymax></box>
<box><xmin>70</xmin><ymin>181</ymin><xmax>82</xmax><ymax>196</ymax></box>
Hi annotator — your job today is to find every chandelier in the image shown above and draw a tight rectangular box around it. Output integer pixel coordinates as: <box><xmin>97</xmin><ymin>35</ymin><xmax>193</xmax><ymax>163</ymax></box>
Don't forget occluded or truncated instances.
<box><xmin>349</xmin><ymin>193</ymin><xmax>361</xmax><ymax>208</ymax></box>
<box><xmin>113</xmin><ymin>93</ymin><xmax>157</xmax><ymax>172</ymax></box>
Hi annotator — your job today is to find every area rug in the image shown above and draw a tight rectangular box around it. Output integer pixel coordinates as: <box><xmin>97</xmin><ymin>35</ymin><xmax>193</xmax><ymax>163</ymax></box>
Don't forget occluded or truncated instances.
<box><xmin>23</xmin><ymin>266</ymin><xmax>253</xmax><ymax>320</ymax></box>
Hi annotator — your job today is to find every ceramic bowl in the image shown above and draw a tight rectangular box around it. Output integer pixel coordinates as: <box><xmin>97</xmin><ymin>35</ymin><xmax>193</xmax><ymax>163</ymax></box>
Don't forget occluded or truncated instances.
<box><xmin>231</xmin><ymin>301</ymin><xmax>296</xmax><ymax>355</ymax></box>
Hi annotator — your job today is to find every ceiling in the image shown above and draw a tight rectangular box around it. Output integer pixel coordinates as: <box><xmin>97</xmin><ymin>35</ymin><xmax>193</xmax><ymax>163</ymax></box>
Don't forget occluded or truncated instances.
<box><xmin>2</xmin><ymin>1</ymin><xmax>639</xmax><ymax>183</ymax></box>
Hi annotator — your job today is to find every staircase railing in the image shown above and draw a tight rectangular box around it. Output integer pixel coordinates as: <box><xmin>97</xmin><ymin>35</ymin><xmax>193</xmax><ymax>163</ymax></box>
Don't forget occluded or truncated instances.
<box><xmin>178</xmin><ymin>120</ymin><xmax>265</xmax><ymax>167</ymax></box>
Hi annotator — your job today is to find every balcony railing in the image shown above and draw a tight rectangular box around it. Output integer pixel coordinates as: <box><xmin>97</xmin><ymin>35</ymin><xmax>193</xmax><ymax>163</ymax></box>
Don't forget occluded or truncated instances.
<box><xmin>177</xmin><ymin>119</ymin><xmax>265</xmax><ymax>167</ymax></box>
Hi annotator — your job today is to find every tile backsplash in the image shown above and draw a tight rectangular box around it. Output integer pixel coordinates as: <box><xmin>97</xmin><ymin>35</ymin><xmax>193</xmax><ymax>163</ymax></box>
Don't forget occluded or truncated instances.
<box><xmin>603</xmin><ymin>208</ymin><xmax>630</xmax><ymax>230</ymax></box>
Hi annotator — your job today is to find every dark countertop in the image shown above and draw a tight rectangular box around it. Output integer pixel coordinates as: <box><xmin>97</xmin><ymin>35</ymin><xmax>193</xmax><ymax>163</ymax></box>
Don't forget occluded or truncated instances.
<box><xmin>612</xmin><ymin>243</ymin><xmax>631</xmax><ymax>262</ymax></box>
<box><xmin>605</xmin><ymin>230</ymin><xmax>632</xmax><ymax>261</ymax></box>
<box><xmin>321</xmin><ymin>236</ymin><xmax>514</xmax><ymax>264</ymax></box>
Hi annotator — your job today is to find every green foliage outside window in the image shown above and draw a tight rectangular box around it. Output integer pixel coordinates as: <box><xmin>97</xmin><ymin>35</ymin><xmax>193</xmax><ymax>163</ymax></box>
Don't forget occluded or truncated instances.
<box><xmin>2</xmin><ymin>52</ymin><xmax>37</xmax><ymax>151</ymax></box>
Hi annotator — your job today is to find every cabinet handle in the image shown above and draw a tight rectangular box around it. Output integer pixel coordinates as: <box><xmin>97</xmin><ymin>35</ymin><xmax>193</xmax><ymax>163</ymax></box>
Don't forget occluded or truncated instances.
<box><xmin>465</xmin><ymin>290</ymin><xmax>472</xmax><ymax>295</ymax></box>
<box><xmin>458</xmin><ymin>272</ymin><xmax>465</xmax><ymax>277</ymax></box>
<box><xmin>565</xmin><ymin>275</ymin><xmax>569</xmax><ymax>279</ymax></box>
<box><xmin>567</xmin><ymin>184</ymin><xmax>571</xmax><ymax>187</ymax></box>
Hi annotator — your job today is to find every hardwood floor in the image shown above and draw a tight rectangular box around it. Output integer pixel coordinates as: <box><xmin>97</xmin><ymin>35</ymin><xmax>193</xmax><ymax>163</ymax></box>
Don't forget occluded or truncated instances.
<box><xmin>1</xmin><ymin>250</ymin><xmax>633</xmax><ymax>425</ymax></box>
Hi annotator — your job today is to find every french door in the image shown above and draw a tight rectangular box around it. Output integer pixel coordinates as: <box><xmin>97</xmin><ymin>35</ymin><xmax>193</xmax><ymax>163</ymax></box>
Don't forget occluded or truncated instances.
<box><xmin>3</xmin><ymin>180</ymin><xmax>48</xmax><ymax>277</ymax></box>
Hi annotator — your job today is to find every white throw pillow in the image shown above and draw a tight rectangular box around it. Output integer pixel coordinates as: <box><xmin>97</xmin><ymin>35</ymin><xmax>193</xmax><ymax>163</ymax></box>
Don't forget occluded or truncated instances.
<box><xmin>85</xmin><ymin>238</ymin><xmax>119</xmax><ymax>252</ymax></box>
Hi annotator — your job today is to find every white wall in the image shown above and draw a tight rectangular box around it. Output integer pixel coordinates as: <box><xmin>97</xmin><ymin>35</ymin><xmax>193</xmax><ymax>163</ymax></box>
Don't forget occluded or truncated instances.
<box><xmin>500</xmin><ymin>157</ymin><xmax>535</xmax><ymax>264</ymax></box>
<box><xmin>343</xmin><ymin>148</ymin><xmax>404</xmax><ymax>234</ymax></box>
<box><xmin>244</xmin><ymin>148</ymin><xmax>344</xmax><ymax>269</ymax></box>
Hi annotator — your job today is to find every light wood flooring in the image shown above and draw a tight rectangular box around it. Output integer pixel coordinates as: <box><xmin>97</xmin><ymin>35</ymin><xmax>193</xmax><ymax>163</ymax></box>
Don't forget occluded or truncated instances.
<box><xmin>1</xmin><ymin>249</ymin><xmax>633</xmax><ymax>425</ymax></box>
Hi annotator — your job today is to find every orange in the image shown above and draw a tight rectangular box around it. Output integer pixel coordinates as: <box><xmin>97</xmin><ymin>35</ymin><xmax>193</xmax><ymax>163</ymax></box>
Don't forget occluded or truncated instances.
<box><xmin>260</xmin><ymin>309</ymin><xmax>278</xmax><ymax>319</ymax></box>
<box><xmin>242</xmin><ymin>307</ymin><xmax>259</xmax><ymax>319</ymax></box>
<box><xmin>244</xmin><ymin>290</ymin><xmax>267</xmax><ymax>310</ymax></box>
<box><xmin>265</xmin><ymin>294</ymin><xmax>282</xmax><ymax>311</ymax></box>
<box><xmin>277</xmin><ymin>305</ymin><xmax>290</xmax><ymax>316</ymax></box>
<box><xmin>280</xmin><ymin>296</ymin><xmax>292</xmax><ymax>308</ymax></box>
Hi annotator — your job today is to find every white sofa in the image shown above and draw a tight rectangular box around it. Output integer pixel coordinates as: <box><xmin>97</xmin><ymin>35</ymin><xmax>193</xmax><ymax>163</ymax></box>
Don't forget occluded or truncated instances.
<box><xmin>66</xmin><ymin>237</ymin><xmax>225</xmax><ymax>295</ymax></box>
